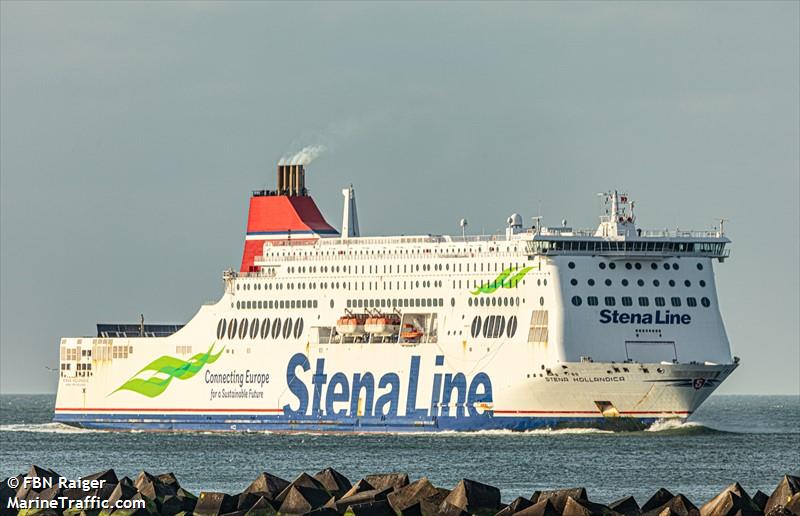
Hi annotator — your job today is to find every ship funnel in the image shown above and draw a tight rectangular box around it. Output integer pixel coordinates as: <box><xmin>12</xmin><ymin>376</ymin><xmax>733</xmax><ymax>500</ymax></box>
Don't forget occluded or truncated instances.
<box><xmin>341</xmin><ymin>185</ymin><xmax>360</xmax><ymax>239</ymax></box>
<box><xmin>277</xmin><ymin>164</ymin><xmax>307</xmax><ymax>196</ymax></box>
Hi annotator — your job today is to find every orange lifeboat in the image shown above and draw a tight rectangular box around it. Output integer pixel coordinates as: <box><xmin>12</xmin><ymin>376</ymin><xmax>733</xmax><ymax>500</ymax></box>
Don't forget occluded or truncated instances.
<box><xmin>365</xmin><ymin>314</ymin><xmax>401</xmax><ymax>336</ymax></box>
<box><xmin>336</xmin><ymin>314</ymin><xmax>366</xmax><ymax>335</ymax></box>
<box><xmin>400</xmin><ymin>323</ymin><xmax>423</xmax><ymax>341</ymax></box>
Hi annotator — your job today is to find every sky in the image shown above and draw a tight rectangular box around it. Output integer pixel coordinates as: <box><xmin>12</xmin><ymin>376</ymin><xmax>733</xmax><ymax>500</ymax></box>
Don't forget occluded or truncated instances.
<box><xmin>1</xmin><ymin>1</ymin><xmax>798</xmax><ymax>395</ymax></box>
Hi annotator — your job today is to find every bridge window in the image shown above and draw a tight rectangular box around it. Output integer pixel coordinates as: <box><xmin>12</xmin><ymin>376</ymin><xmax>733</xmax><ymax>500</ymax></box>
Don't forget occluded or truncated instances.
<box><xmin>587</xmin><ymin>296</ymin><xmax>598</xmax><ymax>306</ymax></box>
<box><xmin>655</xmin><ymin>297</ymin><xmax>666</xmax><ymax>307</ymax></box>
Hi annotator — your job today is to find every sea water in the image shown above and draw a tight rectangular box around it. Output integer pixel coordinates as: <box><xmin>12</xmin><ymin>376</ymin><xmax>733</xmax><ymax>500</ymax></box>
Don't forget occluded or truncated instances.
<box><xmin>1</xmin><ymin>394</ymin><xmax>797</xmax><ymax>505</ymax></box>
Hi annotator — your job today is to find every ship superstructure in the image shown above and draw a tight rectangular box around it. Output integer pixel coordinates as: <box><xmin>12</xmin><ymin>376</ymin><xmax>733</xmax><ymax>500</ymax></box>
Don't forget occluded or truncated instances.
<box><xmin>54</xmin><ymin>163</ymin><xmax>738</xmax><ymax>431</ymax></box>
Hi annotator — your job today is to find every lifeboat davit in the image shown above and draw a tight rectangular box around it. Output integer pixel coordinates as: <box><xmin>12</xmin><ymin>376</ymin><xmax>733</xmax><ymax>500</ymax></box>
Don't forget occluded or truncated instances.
<box><xmin>365</xmin><ymin>315</ymin><xmax>401</xmax><ymax>336</ymax></box>
<box><xmin>336</xmin><ymin>315</ymin><xmax>366</xmax><ymax>335</ymax></box>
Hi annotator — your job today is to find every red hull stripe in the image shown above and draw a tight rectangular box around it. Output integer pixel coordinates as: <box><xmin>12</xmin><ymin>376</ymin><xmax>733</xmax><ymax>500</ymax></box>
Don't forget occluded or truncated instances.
<box><xmin>55</xmin><ymin>407</ymin><xmax>284</xmax><ymax>413</ymax></box>
<box><xmin>493</xmin><ymin>410</ymin><xmax>691</xmax><ymax>415</ymax></box>
<box><xmin>55</xmin><ymin>407</ymin><xmax>689</xmax><ymax>416</ymax></box>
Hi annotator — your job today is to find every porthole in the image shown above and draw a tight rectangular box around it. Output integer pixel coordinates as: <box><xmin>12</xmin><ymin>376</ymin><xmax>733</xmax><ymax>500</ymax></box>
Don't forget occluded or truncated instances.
<box><xmin>637</xmin><ymin>279</ymin><xmax>644</xmax><ymax>286</ymax></box>
<box><xmin>543</xmin><ymin>279</ymin><xmax>547</xmax><ymax>286</ymax></box>
<box><xmin>625</xmin><ymin>263</ymin><xmax>632</xmax><ymax>270</ymax></box>
<box><xmin>635</xmin><ymin>263</ymin><xmax>642</xmax><ymax>270</ymax></box>
<box><xmin>571</xmin><ymin>296</ymin><xmax>582</xmax><ymax>307</ymax></box>
<box><xmin>697</xmin><ymin>263</ymin><xmax>704</xmax><ymax>271</ymax></box>
<box><xmin>669</xmin><ymin>280</ymin><xmax>676</xmax><ymax>287</ymax></box>
<box><xmin>330</xmin><ymin>299</ymin><xmax>334</xmax><ymax>309</ymax></box>
<box><xmin>491</xmin><ymin>298</ymin><xmax>497</xmax><ymax>307</ymax></box>
<box><xmin>271</xmin><ymin>318</ymin><xmax>281</xmax><ymax>339</ymax></box>
<box><xmin>701</xmin><ymin>297</ymin><xmax>711</xmax><ymax>307</ymax></box>
<box><xmin>468</xmin><ymin>298</ymin><xmax>473</xmax><ymax>307</ymax></box>
<box><xmin>471</xmin><ymin>316</ymin><xmax>482</xmax><ymax>338</ymax></box>
<box><xmin>238</xmin><ymin>318</ymin><xmax>248</xmax><ymax>339</ymax></box>
<box><xmin>568</xmin><ymin>262</ymin><xmax>576</xmax><ymax>269</ymax></box>
<box><xmin>539</xmin><ymin>296</ymin><xmax>545</xmax><ymax>306</ymax></box>
<box><xmin>506</xmin><ymin>316</ymin><xmax>518</xmax><ymax>338</ymax></box>
<box><xmin>282</xmin><ymin>318</ymin><xmax>292</xmax><ymax>339</ymax></box>
<box><xmin>236</xmin><ymin>301</ymin><xmax>241</xmax><ymax>309</ymax></box>
<box><xmin>588</xmin><ymin>279</ymin><xmax>596</xmax><ymax>286</ymax></box>
<box><xmin>587</xmin><ymin>296</ymin><xmax>598</xmax><ymax>306</ymax></box>
<box><xmin>260</xmin><ymin>318</ymin><xmax>270</xmax><ymax>339</ymax></box>
<box><xmin>216</xmin><ymin>319</ymin><xmax>227</xmax><ymax>339</ymax></box>
<box><xmin>664</xmin><ymin>263</ymin><xmax>671</xmax><ymax>270</ymax></box>
<box><xmin>699</xmin><ymin>280</ymin><xmax>707</xmax><ymax>287</ymax></box>
<box><xmin>570</xmin><ymin>279</ymin><xmax>578</xmax><ymax>286</ymax></box>
<box><xmin>609</xmin><ymin>263</ymin><xmax>616</xmax><ymax>270</ymax></box>
<box><xmin>503</xmin><ymin>297</ymin><xmax>509</xmax><ymax>307</ymax></box>
<box><xmin>294</xmin><ymin>318</ymin><xmax>304</xmax><ymax>339</ymax></box>
<box><xmin>599</xmin><ymin>263</ymin><xmax>606</xmax><ymax>270</ymax></box>
<box><xmin>451</xmin><ymin>297</ymin><xmax>456</xmax><ymax>307</ymax></box>
<box><xmin>653</xmin><ymin>280</ymin><xmax>660</xmax><ymax>287</ymax></box>
<box><xmin>227</xmin><ymin>318</ymin><xmax>238</xmax><ymax>339</ymax></box>
<box><xmin>493</xmin><ymin>316</ymin><xmax>505</xmax><ymax>338</ymax></box>
<box><xmin>537</xmin><ymin>279</ymin><xmax>541</xmax><ymax>286</ymax></box>
<box><xmin>483</xmin><ymin>316</ymin><xmax>494</xmax><ymax>338</ymax></box>
<box><xmin>651</xmin><ymin>263</ymin><xmax>658</xmax><ymax>270</ymax></box>
<box><xmin>249</xmin><ymin>318</ymin><xmax>260</xmax><ymax>339</ymax></box>
<box><xmin>605</xmin><ymin>279</ymin><xmax>612</xmax><ymax>286</ymax></box>
<box><xmin>621</xmin><ymin>279</ymin><xmax>629</xmax><ymax>286</ymax></box>
<box><xmin>684</xmin><ymin>280</ymin><xmax>691</xmax><ymax>287</ymax></box>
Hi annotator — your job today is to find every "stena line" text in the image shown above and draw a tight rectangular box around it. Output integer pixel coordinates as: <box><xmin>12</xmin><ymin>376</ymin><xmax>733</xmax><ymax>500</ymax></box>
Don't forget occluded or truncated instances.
<box><xmin>283</xmin><ymin>353</ymin><xmax>493</xmax><ymax>419</ymax></box>
<box><xmin>599</xmin><ymin>309</ymin><xmax>691</xmax><ymax>325</ymax></box>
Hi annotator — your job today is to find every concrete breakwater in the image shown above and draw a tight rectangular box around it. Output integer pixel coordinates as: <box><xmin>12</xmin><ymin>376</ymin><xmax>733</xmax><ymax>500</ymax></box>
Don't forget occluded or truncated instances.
<box><xmin>1</xmin><ymin>466</ymin><xmax>798</xmax><ymax>516</ymax></box>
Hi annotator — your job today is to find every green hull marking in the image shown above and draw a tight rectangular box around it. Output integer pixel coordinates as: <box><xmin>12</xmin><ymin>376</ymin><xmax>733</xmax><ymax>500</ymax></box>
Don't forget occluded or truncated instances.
<box><xmin>112</xmin><ymin>344</ymin><xmax>224</xmax><ymax>398</ymax></box>
<box><xmin>470</xmin><ymin>266</ymin><xmax>533</xmax><ymax>295</ymax></box>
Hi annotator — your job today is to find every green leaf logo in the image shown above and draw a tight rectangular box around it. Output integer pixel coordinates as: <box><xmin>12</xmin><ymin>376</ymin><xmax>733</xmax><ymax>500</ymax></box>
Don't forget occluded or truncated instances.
<box><xmin>470</xmin><ymin>266</ymin><xmax>533</xmax><ymax>295</ymax></box>
<box><xmin>112</xmin><ymin>344</ymin><xmax>225</xmax><ymax>398</ymax></box>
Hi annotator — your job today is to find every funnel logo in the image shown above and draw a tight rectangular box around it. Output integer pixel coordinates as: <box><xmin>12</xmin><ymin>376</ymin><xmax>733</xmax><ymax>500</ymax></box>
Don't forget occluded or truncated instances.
<box><xmin>112</xmin><ymin>344</ymin><xmax>225</xmax><ymax>398</ymax></box>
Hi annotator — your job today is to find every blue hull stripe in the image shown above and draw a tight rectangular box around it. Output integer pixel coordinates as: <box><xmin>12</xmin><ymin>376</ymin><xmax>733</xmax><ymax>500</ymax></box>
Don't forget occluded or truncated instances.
<box><xmin>54</xmin><ymin>413</ymin><xmax>659</xmax><ymax>432</ymax></box>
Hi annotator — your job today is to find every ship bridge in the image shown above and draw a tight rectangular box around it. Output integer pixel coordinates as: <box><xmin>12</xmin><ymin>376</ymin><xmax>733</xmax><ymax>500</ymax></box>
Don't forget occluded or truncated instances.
<box><xmin>527</xmin><ymin>191</ymin><xmax>730</xmax><ymax>260</ymax></box>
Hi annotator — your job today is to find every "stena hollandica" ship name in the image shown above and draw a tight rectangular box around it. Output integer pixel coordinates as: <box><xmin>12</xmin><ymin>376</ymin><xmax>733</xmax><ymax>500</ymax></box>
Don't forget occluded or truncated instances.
<box><xmin>54</xmin><ymin>160</ymin><xmax>739</xmax><ymax>432</ymax></box>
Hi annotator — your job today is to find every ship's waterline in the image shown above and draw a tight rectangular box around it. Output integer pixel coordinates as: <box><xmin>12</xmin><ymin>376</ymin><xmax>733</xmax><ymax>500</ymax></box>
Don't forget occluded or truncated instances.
<box><xmin>54</xmin><ymin>163</ymin><xmax>737</xmax><ymax>432</ymax></box>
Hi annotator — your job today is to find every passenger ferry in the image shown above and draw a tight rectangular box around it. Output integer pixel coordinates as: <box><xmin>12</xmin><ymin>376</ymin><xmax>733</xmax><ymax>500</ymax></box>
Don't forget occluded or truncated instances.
<box><xmin>54</xmin><ymin>162</ymin><xmax>738</xmax><ymax>431</ymax></box>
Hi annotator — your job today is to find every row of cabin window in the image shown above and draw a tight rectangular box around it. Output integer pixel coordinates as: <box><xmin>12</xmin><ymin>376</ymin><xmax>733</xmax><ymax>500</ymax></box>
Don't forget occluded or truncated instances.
<box><xmin>571</xmin><ymin>295</ymin><xmax>712</xmax><ymax>308</ymax></box>
<box><xmin>347</xmin><ymin>297</ymin><xmax>446</xmax><ymax>309</ymax></box>
<box><xmin>286</xmin><ymin>261</ymin><xmax>527</xmax><ymax>275</ymax></box>
<box><xmin>570</xmin><ymin>278</ymin><xmax>707</xmax><ymax>288</ymax></box>
<box><xmin>217</xmin><ymin>317</ymin><xmax>304</xmax><ymax>340</ymax></box>
<box><xmin>468</xmin><ymin>296</ymin><xmax>522</xmax><ymax>307</ymax></box>
<box><xmin>236</xmin><ymin>299</ymin><xmax>319</xmax><ymax>310</ymax></box>
<box><xmin>569</xmin><ymin>261</ymin><xmax>706</xmax><ymax>271</ymax></box>
<box><xmin>537</xmin><ymin>240</ymin><xmax>723</xmax><ymax>254</ymax></box>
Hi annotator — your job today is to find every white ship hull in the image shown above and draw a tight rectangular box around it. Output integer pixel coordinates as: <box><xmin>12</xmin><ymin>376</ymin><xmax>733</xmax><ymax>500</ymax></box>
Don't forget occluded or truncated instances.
<box><xmin>54</xmin><ymin>179</ymin><xmax>738</xmax><ymax>432</ymax></box>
